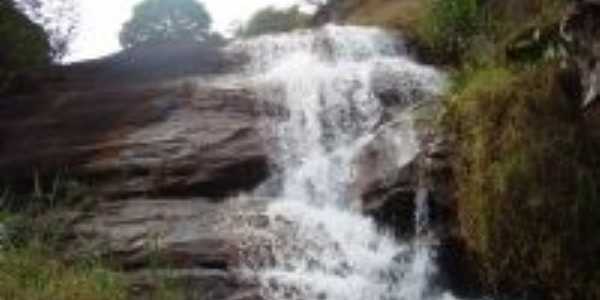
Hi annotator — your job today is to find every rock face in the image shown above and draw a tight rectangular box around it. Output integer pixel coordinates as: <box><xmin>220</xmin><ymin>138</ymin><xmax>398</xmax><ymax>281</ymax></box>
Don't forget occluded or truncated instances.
<box><xmin>72</xmin><ymin>198</ymin><xmax>267</xmax><ymax>300</ymax></box>
<box><xmin>352</xmin><ymin>99</ymin><xmax>454</xmax><ymax>238</ymax></box>
<box><xmin>0</xmin><ymin>81</ymin><xmax>268</xmax><ymax>198</ymax></box>
<box><xmin>0</xmin><ymin>43</ymin><xmax>274</xmax><ymax>298</ymax></box>
<box><xmin>563</xmin><ymin>1</ymin><xmax>600</xmax><ymax>109</ymax></box>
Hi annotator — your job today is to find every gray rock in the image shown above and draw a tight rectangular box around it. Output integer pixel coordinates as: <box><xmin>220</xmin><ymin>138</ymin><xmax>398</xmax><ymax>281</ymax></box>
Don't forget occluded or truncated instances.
<box><xmin>0</xmin><ymin>82</ymin><xmax>269</xmax><ymax>198</ymax></box>
<box><xmin>0</xmin><ymin>43</ymin><xmax>276</xmax><ymax>299</ymax></box>
<box><xmin>71</xmin><ymin>197</ymin><xmax>270</xmax><ymax>300</ymax></box>
<box><xmin>352</xmin><ymin>100</ymin><xmax>454</xmax><ymax>238</ymax></box>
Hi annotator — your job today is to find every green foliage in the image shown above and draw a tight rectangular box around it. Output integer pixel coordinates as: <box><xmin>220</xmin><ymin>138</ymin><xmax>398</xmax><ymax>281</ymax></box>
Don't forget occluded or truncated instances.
<box><xmin>417</xmin><ymin>0</ymin><xmax>484</xmax><ymax>63</ymax></box>
<box><xmin>0</xmin><ymin>1</ymin><xmax>50</xmax><ymax>92</ymax></box>
<box><xmin>120</xmin><ymin>0</ymin><xmax>213</xmax><ymax>48</ymax></box>
<box><xmin>16</xmin><ymin>0</ymin><xmax>79</xmax><ymax>61</ymax></box>
<box><xmin>445</xmin><ymin>63</ymin><xmax>600</xmax><ymax>299</ymax></box>
<box><xmin>238</xmin><ymin>5</ymin><xmax>311</xmax><ymax>37</ymax></box>
<box><xmin>413</xmin><ymin>0</ymin><xmax>569</xmax><ymax>65</ymax></box>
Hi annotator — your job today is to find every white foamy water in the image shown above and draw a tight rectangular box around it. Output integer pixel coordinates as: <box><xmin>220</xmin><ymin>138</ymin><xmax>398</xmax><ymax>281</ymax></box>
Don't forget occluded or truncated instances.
<box><xmin>229</xmin><ymin>25</ymin><xmax>452</xmax><ymax>300</ymax></box>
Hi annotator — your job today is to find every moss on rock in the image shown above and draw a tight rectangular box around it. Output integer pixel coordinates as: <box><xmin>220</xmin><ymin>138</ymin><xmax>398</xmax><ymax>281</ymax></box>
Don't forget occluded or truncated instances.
<box><xmin>446</xmin><ymin>63</ymin><xmax>600</xmax><ymax>299</ymax></box>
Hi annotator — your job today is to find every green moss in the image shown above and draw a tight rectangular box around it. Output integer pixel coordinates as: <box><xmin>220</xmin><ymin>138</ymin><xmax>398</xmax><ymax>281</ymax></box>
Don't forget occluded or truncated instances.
<box><xmin>446</xmin><ymin>63</ymin><xmax>600</xmax><ymax>299</ymax></box>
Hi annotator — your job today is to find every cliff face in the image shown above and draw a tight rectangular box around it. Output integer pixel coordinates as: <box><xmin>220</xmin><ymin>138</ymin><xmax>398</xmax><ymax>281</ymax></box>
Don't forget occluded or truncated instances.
<box><xmin>0</xmin><ymin>42</ymin><xmax>270</xmax><ymax>299</ymax></box>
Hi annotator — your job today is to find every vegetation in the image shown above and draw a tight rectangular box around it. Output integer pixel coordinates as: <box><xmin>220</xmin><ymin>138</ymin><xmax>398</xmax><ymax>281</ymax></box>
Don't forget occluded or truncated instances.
<box><xmin>0</xmin><ymin>176</ymin><xmax>185</xmax><ymax>300</ymax></box>
<box><xmin>415</xmin><ymin>0</ymin><xmax>483</xmax><ymax>64</ymax></box>
<box><xmin>0</xmin><ymin>177</ymin><xmax>127</xmax><ymax>300</ymax></box>
<box><xmin>446</xmin><ymin>63</ymin><xmax>600</xmax><ymax>299</ymax></box>
<box><xmin>119</xmin><ymin>0</ymin><xmax>214</xmax><ymax>48</ymax></box>
<box><xmin>16</xmin><ymin>0</ymin><xmax>79</xmax><ymax>61</ymax></box>
<box><xmin>0</xmin><ymin>243</ymin><xmax>127</xmax><ymax>300</ymax></box>
<box><xmin>423</xmin><ymin>0</ymin><xmax>600</xmax><ymax>299</ymax></box>
<box><xmin>0</xmin><ymin>0</ymin><xmax>77</xmax><ymax>94</ymax></box>
<box><xmin>237</xmin><ymin>5</ymin><xmax>311</xmax><ymax>38</ymax></box>
<box><xmin>335</xmin><ymin>0</ymin><xmax>600</xmax><ymax>298</ymax></box>
<box><xmin>0</xmin><ymin>1</ymin><xmax>50</xmax><ymax>93</ymax></box>
<box><xmin>327</xmin><ymin>0</ymin><xmax>426</xmax><ymax>37</ymax></box>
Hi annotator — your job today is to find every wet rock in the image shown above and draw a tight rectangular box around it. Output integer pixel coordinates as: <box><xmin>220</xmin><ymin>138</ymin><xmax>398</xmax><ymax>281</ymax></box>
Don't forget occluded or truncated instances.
<box><xmin>0</xmin><ymin>83</ymin><xmax>269</xmax><ymax>198</ymax></box>
<box><xmin>72</xmin><ymin>198</ymin><xmax>269</xmax><ymax>300</ymax></box>
<box><xmin>371</xmin><ymin>64</ymin><xmax>433</xmax><ymax>109</ymax></box>
<box><xmin>370</xmin><ymin>61</ymin><xmax>444</xmax><ymax>114</ymax></box>
<box><xmin>562</xmin><ymin>1</ymin><xmax>600</xmax><ymax>109</ymax></box>
<box><xmin>353</xmin><ymin>100</ymin><xmax>453</xmax><ymax>238</ymax></box>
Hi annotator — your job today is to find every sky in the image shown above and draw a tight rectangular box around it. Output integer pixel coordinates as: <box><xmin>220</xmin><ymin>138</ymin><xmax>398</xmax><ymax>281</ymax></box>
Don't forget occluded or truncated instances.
<box><xmin>67</xmin><ymin>0</ymin><xmax>307</xmax><ymax>62</ymax></box>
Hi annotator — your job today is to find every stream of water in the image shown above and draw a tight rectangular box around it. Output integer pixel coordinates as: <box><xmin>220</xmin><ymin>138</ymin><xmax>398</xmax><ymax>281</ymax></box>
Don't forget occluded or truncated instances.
<box><xmin>231</xmin><ymin>25</ymin><xmax>452</xmax><ymax>300</ymax></box>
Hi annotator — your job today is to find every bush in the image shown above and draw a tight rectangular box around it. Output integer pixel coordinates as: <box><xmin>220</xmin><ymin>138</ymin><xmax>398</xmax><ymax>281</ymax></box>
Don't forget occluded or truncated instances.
<box><xmin>446</xmin><ymin>64</ymin><xmax>600</xmax><ymax>299</ymax></box>
<box><xmin>417</xmin><ymin>0</ymin><xmax>484</xmax><ymax>64</ymax></box>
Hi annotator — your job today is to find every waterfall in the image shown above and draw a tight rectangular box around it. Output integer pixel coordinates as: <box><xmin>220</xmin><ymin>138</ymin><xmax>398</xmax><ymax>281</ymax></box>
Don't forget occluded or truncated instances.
<box><xmin>229</xmin><ymin>25</ymin><xmax>453</xmax><ymax>300</ymax></box>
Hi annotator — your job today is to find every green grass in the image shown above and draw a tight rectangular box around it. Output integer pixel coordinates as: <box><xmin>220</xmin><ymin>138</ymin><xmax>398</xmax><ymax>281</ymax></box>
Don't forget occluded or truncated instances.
<box><xmin>0</xmin><ymin>176</ymin><xmax>128</xmax><ymax>300</ymax></box>
<box><xmin>0</xmin><ymin>242</ymin><xmax>127</xmax><ymax>300</ymax></box>
<box><xmin>0</xmin><ymin>177</ymin><xmax>186</xmax><ymax>300</ymax></box>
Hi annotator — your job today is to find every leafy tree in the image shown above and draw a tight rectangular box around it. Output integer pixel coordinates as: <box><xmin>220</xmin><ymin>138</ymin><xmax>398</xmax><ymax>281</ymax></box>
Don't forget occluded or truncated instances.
<box><xmin>0</xmin><ymin>1</ymin><xmax>49</xmax><ymax>92</ymax></box>
<box><xmin>120</xmin><ymin>0</ymin><xmax>213</xmax><ymax>48</ymax></box>
<box><xmin>237</xmin><ymin>5</ymin><xmax>311</xmax><ymax>38</ymax></box>
<box><xmin>0</xmin><ymin>0</ymin><xmax>77</xmax><ymax>94</ymax></box>
<box><xmin>16</xmin><ymin>0</ymin><xmax>79</xmax><ymax>61</ymax></box>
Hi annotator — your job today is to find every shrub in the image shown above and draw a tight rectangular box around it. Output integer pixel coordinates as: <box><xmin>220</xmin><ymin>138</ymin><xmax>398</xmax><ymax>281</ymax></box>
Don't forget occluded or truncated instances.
<box><xmin>417</xmin><ymin>0</ymin><xmax>484</xmax><ymax>64</ymax></box>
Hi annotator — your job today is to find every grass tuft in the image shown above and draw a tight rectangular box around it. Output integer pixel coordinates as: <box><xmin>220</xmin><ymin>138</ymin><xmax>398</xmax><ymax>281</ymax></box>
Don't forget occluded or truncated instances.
<box><xmin>0</xmin><ymin>242</ymin><xmax>127</xmax><ymax>300</ymax></box>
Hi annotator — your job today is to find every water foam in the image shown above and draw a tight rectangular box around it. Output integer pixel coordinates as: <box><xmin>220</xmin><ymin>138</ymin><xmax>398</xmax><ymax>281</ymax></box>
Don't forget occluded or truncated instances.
<box><xmin>230</xmin><ymin>25</ymin><xmax>451</xmax><ymax>300</ymax></box>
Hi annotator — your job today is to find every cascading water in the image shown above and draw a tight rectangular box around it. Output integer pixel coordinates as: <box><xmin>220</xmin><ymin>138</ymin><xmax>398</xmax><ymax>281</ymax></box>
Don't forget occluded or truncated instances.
<box><xmin>229</xmin><ymin>25</ymin><xmax>454</xmax><ymax>300</ymax></box>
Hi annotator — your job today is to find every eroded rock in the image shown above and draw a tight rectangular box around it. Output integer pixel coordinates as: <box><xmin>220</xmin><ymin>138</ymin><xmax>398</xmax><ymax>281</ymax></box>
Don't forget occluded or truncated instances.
<box><xmin>0</xmin><ymin>82</ymin><xmax>269</xmax><ymax>198</ymax></box>
<box><xmin>72</xmin><ymin>197</ymin><xmax>270</xmax><ymax>300</ymax></box>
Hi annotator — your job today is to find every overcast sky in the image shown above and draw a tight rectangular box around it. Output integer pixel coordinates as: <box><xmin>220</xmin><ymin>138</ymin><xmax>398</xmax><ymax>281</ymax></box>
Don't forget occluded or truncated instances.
<box><xmin>67</xmin><ymin>0</ymin><xmax>307</xmax><ymax>62</ymax></box>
